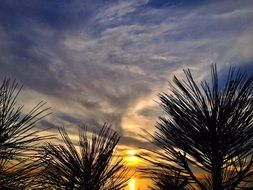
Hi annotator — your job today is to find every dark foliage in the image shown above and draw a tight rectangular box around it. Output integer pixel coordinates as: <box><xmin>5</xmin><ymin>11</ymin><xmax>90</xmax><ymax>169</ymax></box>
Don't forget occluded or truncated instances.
<box><xmin>0</xmin><ymin>78</ymin><xmax>50</xmax><ymax>189</ymax></box>
<box><xmin>148</xmin><ymin>168</ymin><xmax>191</xmax><ymax>190</ymax></box>
<box><xmin>142</xmin><ymin>65</ymin><xmax>253</xmax><ymax>190</ymax></box>
<box><xmin>39</xmin><ymin>124</ymin><xmax>129</xmax><ymax>190</ymax></box>
<box><xmin>139</xmin><ymin>151</ymin><xmax>193</xmax><ymax>190</ymax></box>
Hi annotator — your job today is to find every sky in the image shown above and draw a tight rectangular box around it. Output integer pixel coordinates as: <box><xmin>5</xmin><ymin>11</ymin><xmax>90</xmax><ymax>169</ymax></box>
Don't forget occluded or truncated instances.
<box><xmin>0</xmin><ymin>0</ymin><xmax>253</xmax><ymax>150</ymax></box>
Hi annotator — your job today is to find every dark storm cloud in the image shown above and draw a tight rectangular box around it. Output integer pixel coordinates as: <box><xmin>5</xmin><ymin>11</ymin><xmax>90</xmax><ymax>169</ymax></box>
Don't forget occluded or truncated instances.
<box><xmin>0</xmin><ymin>0</ymin><xmax>253</xmax><ymax>147</ymax></box>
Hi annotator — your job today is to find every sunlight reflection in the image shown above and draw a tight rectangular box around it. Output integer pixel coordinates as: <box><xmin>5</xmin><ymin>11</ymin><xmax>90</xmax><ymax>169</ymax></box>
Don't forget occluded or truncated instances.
<box><xmin>129</xmin><ymin>178</ymin><xmax>135</xmax><ymax>190</ymax></box>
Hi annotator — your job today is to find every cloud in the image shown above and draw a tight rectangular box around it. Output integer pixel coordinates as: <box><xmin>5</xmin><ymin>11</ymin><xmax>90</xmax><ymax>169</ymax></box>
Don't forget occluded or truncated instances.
<box><xmin>95</xmin><ymin>0</ymin><xmax>148</xmax><ymax>24</ymax></box>
<box><xmin>0</xmin><ymin>0</ymin><xmax>252</xmax><ymax>148</ymax></box>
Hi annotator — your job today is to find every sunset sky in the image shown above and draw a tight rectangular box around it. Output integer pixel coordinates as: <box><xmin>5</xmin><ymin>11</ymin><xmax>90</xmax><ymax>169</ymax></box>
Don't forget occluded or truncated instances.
<box><xmin>0</xmin><ymin>0</ymin><xmax>253</xmax><ymax>170</ymax></box>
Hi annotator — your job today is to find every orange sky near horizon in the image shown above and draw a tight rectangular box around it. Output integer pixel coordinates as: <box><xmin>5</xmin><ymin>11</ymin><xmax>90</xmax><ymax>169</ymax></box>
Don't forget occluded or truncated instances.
<box><xmin>125</xmin><ymin>177</ymin><xmax>151</xmax><ymax>190</ymax></box>
<box><xmin>124</xmin><ymin>149</ymin><xmax>152</xmax><ymax>190</ymax></box>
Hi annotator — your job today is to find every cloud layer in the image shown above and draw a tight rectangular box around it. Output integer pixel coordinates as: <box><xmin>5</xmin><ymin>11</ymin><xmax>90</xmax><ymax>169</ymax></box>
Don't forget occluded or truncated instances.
<box><xmin>0</xmin><ymin>0</ymin><xmax>253</xmax><ymax>147</ymax></box>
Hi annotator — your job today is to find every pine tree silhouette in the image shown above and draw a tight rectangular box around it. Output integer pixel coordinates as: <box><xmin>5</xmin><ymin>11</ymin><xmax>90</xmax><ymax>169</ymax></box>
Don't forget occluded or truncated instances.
<box><xmin>39</xmin><ymin>124</ymin><xmax>129</xmax><ymax>190</ymax></box>
<box><xmin>142</xmin><ymin>65</ymin><xmax>253</xmax><ymax>190</ymax></box>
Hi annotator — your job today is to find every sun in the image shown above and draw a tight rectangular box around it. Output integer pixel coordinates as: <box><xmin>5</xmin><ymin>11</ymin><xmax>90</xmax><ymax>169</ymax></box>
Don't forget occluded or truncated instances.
<box><xmin>126</xmin><ymin>149</ymin><xmax>138</xmax><ymax>165</ymax></box>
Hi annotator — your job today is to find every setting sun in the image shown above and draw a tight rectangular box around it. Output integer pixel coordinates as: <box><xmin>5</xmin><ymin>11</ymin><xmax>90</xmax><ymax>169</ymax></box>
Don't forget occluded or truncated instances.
<box><xmin>1</xmin><ymin>0</ymin><xmax>252</xmax><ymax>190</ymax></box>
<box><xmin>126</xmin><ymin>149</ymin><xmax>139</xmax><ymax>165</ymax></box>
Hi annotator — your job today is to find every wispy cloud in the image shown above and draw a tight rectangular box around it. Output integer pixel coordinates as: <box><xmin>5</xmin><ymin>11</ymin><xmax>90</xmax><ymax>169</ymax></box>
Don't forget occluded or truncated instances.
<box><xmin>0</xmin><ymin>0</ymin><xmax>252</xmax><ymax>148</ymax></box>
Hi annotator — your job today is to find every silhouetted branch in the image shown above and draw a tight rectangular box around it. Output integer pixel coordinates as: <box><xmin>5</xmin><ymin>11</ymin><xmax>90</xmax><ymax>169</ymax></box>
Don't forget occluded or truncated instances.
<box><xmin>0</xmin><ymin>78</ymin><xmax>51</xmax><ymax>189</ymax></box>
<box><xmin>141</xmin><ymin>64</ymin><xmax>253</xmax><ymax>190</ymax></box>
<box><xmin>39</xmin><ymin>123</ymin><xmax>129</xmax><ymax>190</ymax></box>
